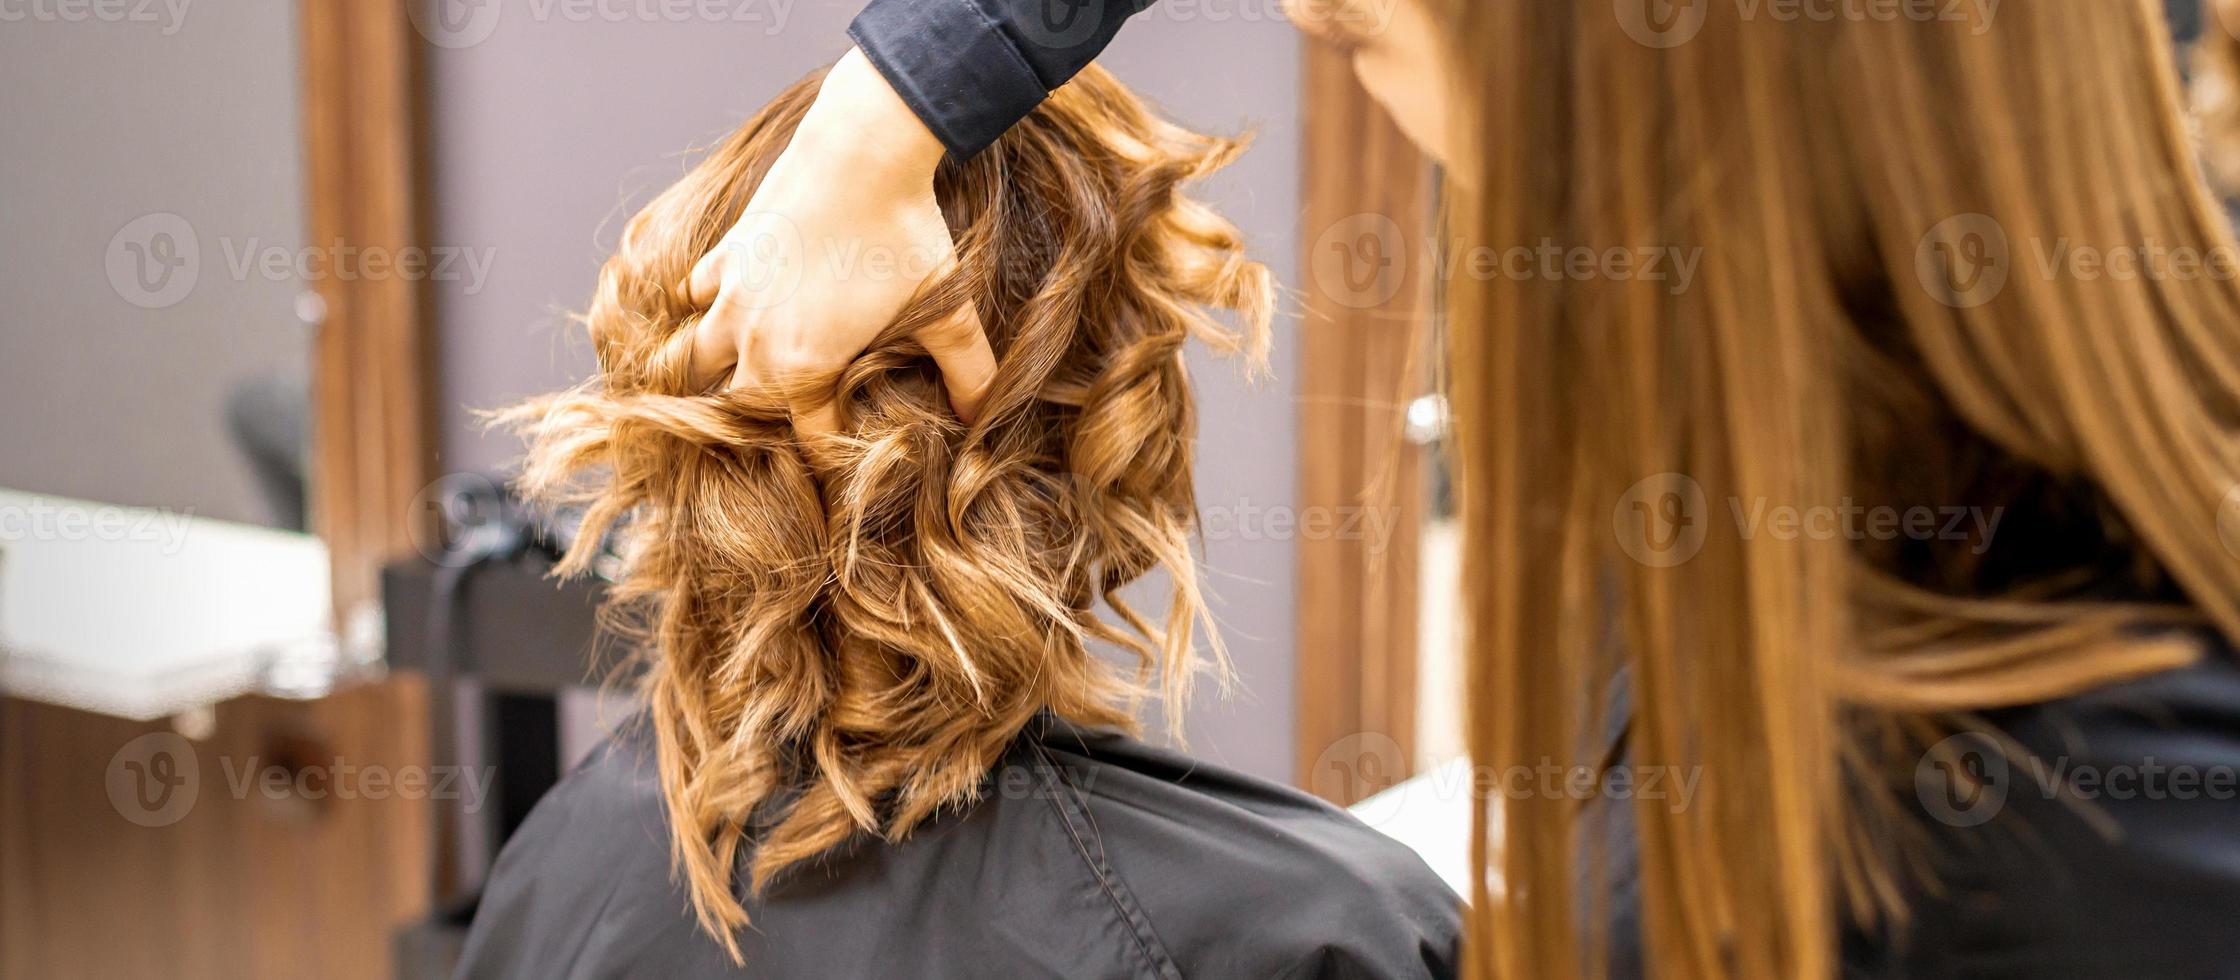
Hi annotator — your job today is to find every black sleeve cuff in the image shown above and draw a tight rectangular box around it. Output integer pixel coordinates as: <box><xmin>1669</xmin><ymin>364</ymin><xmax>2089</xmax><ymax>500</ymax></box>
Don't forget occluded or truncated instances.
<box><xmin>848</xmin><ymin>0</ymin><xmax>1051</xmax><ymax>160</ymax></box>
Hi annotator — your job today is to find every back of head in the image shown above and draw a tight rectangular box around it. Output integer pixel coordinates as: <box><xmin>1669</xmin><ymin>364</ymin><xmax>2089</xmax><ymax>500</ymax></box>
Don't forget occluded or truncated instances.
<box><xmin>505</xmin><ymin>63</ymin><xmax>1271</xmax><ymax>958</ymax></box>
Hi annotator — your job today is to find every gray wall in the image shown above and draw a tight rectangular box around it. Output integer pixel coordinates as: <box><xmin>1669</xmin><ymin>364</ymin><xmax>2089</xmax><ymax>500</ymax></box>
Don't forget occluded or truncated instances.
<box><xmin>422</xmin><ymin>0</ymin><xmax>1299</xmax><ymax>779</ymax></box>
<box><xmin>0</xmin><ymin>5</ymin><xmax>310</xmax><ymax>528</ymax></box>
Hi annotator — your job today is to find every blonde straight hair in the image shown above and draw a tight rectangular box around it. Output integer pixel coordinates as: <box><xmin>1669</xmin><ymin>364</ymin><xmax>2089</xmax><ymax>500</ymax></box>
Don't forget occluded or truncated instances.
<box><xmin>1432</xmin><ymin>1</ymin><xmax>2240</xmax><ymax>976</ymax></box>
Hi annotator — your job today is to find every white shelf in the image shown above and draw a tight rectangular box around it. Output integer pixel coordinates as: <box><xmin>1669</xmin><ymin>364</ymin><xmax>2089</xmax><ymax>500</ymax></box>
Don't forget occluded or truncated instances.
<box><xmin>0</xmin><ymin>488</ymin><xmax>332</xmax><ymax>720</ymax></box>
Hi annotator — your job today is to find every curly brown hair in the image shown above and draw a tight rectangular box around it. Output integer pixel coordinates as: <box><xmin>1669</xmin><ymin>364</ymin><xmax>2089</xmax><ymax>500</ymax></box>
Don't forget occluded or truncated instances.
<box><xmin>501</xmin><ymin>63</ymin><xmax>1272</xmax><ymax>960</ymax></box>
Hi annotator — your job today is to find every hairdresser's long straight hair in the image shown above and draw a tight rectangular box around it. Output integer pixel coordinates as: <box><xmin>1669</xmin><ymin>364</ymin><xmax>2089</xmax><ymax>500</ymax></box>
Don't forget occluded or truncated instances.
<box><xmin>1432</xmin><ymin>1</ymin><xmax>2240</xmax><ymax>976</ymax></box>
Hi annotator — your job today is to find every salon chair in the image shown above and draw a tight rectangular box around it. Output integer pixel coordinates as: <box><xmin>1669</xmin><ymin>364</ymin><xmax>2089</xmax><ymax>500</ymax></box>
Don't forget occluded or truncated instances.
<box><xmin>381</xmin><ymin>480</ymin><xmax>616</xmax><ymax>979</ymax></box>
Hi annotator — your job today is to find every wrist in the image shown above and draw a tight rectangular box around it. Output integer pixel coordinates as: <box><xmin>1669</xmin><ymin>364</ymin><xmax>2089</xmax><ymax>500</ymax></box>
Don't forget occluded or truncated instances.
<box><xmin>793</xmin><ymin>48</ymin><xmax>945</xmax><ymax>191</ymax></box>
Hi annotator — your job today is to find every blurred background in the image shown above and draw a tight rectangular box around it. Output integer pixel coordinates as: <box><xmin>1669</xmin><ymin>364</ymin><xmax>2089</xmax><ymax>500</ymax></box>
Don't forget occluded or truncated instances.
<box><xmin>0</xmin><ymin>1</ymin><xmax>1462</xmax><ymax>976</ymax></box>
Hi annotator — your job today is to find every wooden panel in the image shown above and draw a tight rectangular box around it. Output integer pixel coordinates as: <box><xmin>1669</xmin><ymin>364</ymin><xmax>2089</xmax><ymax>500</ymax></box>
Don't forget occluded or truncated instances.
<box><xmin>1294</xmin><ymin>40</ymin><xmax>1435</xmax><ymax>804</ymax></box>
<box><xmin>303</xmin><ymin>0</ymin><xmax>436</xmax><ymax>615</ymax></box>
<box><xmin>0</xmin><ymin>681</ymin><xmax>431</xmax><ymax>980</ymax></box>
<box><xmin>0</xmin><ymin>4</ymin><xmax>437</xmax><ymax>975</ymax></box>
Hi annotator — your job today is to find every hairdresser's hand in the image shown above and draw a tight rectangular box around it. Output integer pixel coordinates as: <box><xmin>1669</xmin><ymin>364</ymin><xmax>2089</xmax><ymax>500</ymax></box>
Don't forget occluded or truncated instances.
<box><xmin>682</xmin><ymin>48</ymin><xmax>996</xmax><ymax>436</ymax></box>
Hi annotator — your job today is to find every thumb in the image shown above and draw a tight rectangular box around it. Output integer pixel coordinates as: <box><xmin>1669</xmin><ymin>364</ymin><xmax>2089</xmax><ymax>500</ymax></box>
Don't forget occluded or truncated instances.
<box><xmin>680</xmin><ymin>245</ymin><xmax>727</xmax><ymax>309</ymax></box>
<box><xmin>678</xmin><ymin>246</ymin><xmax>741</xmax><ymax>391</ymax></box>
<box><xmin>916</xmin><ymin>301</ymin><xmax>996</xmax><ymax>424</ymax></box>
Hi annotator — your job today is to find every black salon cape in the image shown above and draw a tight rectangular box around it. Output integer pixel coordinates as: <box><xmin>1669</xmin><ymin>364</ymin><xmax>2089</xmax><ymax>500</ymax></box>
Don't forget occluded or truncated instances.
<box><xmin>455</xmin><ymin>714</ymin><xmax>1461</xmax><ymax>979</ymax></box>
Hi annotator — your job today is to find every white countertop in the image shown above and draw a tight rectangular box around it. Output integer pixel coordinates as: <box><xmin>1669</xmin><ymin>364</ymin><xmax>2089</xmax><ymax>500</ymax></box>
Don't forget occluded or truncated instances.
<box><xmin>1352</xmin><ymin>755</ymin><xmax>1480</xmax><ymax>900</ymax></box>
<box><xmin>0</xmin><ymin>488</ymin><xmax>332</xmax><ymax>719</ymax></box>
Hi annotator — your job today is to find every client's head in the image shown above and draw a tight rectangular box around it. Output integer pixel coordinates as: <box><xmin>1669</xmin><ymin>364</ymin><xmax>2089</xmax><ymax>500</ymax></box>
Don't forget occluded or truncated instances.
<box><xmin>505</xmin><ymin>64</ymin><xmax>1272</xmax><ymax>957</ymax></box>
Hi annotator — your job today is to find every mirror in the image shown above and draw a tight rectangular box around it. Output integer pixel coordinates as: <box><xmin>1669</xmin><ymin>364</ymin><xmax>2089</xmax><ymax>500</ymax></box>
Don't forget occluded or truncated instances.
<box><xmin>0</xmin><ymin>4</ymin><xmax>315</xmax><ymax>531</ymax></box>
<box><xmin>0</xmin><ymin>4</ymin><xmax>340</xmax><ymax>718</ymax></box>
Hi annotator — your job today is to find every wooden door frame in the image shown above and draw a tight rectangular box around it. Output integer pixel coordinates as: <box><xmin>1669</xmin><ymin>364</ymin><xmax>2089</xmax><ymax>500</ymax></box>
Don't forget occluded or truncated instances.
<box><xmin>302</xmin><ymin>0</ymin><xmax>436</xmax><ymax>616</ymax></box>
<box><xmin>299</xmin><ymin>0</ymin><xmax>442</xmax><ymax>957</ymax></box>
<box><xmin>1294</xmin><ymin>41</ymin><xmax>1436</xmax><ymax>804</ymax></box>
<box><xmin>3</xmin><ymin>10</ymin><xmax>438</xmax><ymax>978</ymax></box>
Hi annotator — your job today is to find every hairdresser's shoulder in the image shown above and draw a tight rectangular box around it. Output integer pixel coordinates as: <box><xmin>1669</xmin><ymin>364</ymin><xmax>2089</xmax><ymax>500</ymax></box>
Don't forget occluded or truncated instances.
<box><xmin>1030</xmin><ymin>718</ymin><xmax>1463</xmax><ymax>980</ymax></box>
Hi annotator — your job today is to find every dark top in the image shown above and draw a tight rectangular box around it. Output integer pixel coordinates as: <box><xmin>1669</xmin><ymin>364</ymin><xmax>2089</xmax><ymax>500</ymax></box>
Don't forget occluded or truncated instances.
<box><xmin>1590</xmin><ymin>629</ymin><xmax>2240</xmax><ymax>979</ymax></box>
<box><xmin>455</xmin><ymin>713</ymin><xmax>1462</xmax><ymax>979</ymax></box>
<box><xmin>849</xmin><ymin>0</ymin><xmax>1155</xmax><ymax>158</ymax></box>
<box><xmin>1837</xmin><ymin>631</ymin><xmax>2240</xmax><ymax>978</ymax></box>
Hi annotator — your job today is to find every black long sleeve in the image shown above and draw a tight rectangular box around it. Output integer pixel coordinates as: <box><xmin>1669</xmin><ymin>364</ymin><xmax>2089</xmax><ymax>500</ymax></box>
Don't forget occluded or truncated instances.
<box><xmin>848</xmin><ymin>0</ymin><xmax>1157</xmax><ymax>159</ymax></box>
